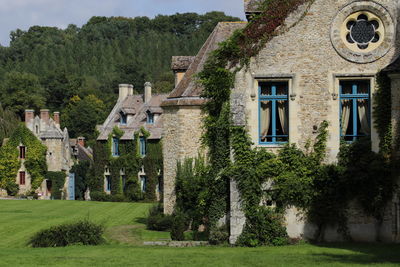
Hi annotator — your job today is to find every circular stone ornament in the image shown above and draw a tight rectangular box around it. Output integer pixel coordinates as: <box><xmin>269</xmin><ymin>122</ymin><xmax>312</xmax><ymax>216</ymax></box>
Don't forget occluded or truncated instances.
<box><xmin>330</xmin><ymin>1</ymin><xmax>395</xmax><ymax>64</ymax></box>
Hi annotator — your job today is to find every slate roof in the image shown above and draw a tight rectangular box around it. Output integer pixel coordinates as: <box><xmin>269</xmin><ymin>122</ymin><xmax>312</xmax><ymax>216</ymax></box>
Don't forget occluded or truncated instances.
<box><xmin>97</xmin><ymin>92</ymin><xmax>168</xmax><ymax>141</ymax></box>
<box><xmin>162</xmin><ymin>22</ymin><xmax>247</xmax><ymax>107</ymax></box>
<box><xmin>171</xmin><ymin>56</ymin><xmax>196</xmax><ymax>71</ymax></box>
<box><xmin>70</xmin><ymin>139</ymin><xmax>93</xmax><ymax>161</ymax></box>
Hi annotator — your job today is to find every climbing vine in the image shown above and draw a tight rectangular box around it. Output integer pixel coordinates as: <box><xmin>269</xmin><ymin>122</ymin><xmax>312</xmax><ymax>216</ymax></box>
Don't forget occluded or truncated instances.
<box><xmin>91</xmin><ymin>126</ymin><xmax>162</xmax><ymax>202</ymax></box>
<box><xmin>194</xmin><ymin>0</ymin><xmax>396</xmax><ymax>246</ymax></box>
<box><xmin>0</xmin><ymin>124</ymin><xmax>47</xmax><ymax>195</ymax></box>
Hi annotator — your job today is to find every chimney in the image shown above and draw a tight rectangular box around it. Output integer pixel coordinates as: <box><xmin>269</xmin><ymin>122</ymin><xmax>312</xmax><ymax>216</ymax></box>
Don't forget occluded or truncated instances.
<box><xmin>25</xmin><ymin>109</ymin><xmax>34</xmax><ymax>125</ymax></box>
<box><xmin>119</xmin><ymin>84</ymin><xmax>133</xmax><ymax>101</ymax></box>
<box><xmin>77</xmin><ymin>137</ymin><xmax>85</xmax><ymax>147</ymax></box>
<box><xmin>144</xmin><ymin>82</ymin><xmax>152</xmax><ymax>103</ymax></box>
<box><xmin>53</xmin><ymin>112</ymin><xmax>60</xmax><ymax>127</ymax></box>
<box><xmin>40</xmin><ymin>109</ymin><xmax>50</xmax><ymax>124</ymax></box>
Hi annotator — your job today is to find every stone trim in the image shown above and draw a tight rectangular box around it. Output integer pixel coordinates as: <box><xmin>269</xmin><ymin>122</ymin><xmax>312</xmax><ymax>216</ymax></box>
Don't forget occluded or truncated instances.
<box><xmin>330</xmin><ymin>1</ymin><xmax>395</xmax><ymax>64</ymax></box>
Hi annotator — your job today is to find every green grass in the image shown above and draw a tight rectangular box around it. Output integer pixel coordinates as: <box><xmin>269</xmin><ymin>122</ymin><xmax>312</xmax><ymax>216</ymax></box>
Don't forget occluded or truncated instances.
<box><xmin>0</xmin><ymin>200</ymin><xmax>400</xmax><ymax>267</ymax></box>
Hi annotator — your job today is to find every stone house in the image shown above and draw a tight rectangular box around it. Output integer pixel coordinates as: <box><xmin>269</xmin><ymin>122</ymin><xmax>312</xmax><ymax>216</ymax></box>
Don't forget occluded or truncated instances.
<box><xmin>97</xmin><ymin>83</ymin><xmax>167</xmax><ymax>198</ymax></box>
<box><xmin>162</xmin><ymin>0</ymin><xmax>400</xmax><ymax>243</ymax></box>
<box><xmin>20</xmin><ymin>109</ymin><xmax>73</xmax><ymax>199</ymax></box>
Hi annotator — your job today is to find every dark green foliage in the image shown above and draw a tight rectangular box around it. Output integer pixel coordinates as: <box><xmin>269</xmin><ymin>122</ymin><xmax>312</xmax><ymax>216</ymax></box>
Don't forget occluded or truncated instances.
<box><xmin>170</xmin><ymin>212</ymin><xmax>189</xmax><ymax>241</ymax></box>
<box><xmin>374</xmin><ymin>72</ymin><xmax>392</xmax><ymax>155</ymax></box>
<box><xmin>143</xmin><ymin>140</ymin><xmax>163</xmax><ymax>201</ymax></box>
<box><xmin>0</xmin><ymin>105</ymin><xmax>20</xmax><ymax>146</ymax></box>
<box><xmin>146</xmin><ymin>205</ymin><xmax>173</xmax><ymax>231</ymax></box>
<box><xmin>28</xmin><ymin>220</ymin><xmax>104</xmax><ymax>247</ymax></box>
<box><xmin>237</xmin><ymin>207</ymin><xmax>288</xmax><ymax>247</ymax></box>
<box><xmin>90</xmin><ymin>191</ymin><xmax>126</xmax><ymax>202</ymax></box>
<box><xmin>45</xmin><ymin>172</ymin><xmax>65</xmax><ymax>200</ymax></box>
<box><xmin>71</xmin><ymin>161</ymin><xmax>91</xmax><ymax>200</ymax></box>
<box><xmin>209</xmin><ymin>225</ymin><xmax>229</xmax><ymax>245</ymax></box>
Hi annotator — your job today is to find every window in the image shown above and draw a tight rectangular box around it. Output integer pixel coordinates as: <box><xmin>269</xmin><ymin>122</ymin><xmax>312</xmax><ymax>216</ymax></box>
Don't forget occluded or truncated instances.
<box><xmin>140</xmin><ymin>137</ymin><xmax>146</xmax><ymax>156</ymax></box>
<box><xmin>157</xmin><ymin>176</ymin><xmax>163</xmax><ymax>193</ymax></box>
<box><xmin>106</xmin><ymin>175</ymin><xmax>111</xmax><ymax>191</ymax></box>
<box><xmin>259</xmin><ymin>81</ymin><xmax>289</xmax><ymax>144</ymax></box>
<box><xmin>112</xmin><ymin>137</ymin><xmax>119</xmax><ymax>157</ymax></box>
<box><xmin>147</xmin><ymin>111</ymin><xmax>154</xmax><ymax>124</ymax></box>
<box><xmin>120</xmin><ymin>112</ymin><xmax>127</xmax><ymax>125</ymax></box>
<box><xmin>121</xmin><ymin>175</ymin><xmax>126</xmax><ymax>190</ymax></box>
<box><xmin>19</xmin><ymin>171</ymin><xmax>26</xmax><ymax>185</ymax></box>
<box><xmin>140</xmin><ymin>175</ymin><xmax>147</xmax><ymax>193</ymax></box>
<box><xmin>19</xmin><ymin>146</ymin><xmax>26</xmax><ymax>159</ymax></box>
<box><xmin>340</xmin><ymin>80</ymin><xmax>370</xmax><ymax>142</ymax></box>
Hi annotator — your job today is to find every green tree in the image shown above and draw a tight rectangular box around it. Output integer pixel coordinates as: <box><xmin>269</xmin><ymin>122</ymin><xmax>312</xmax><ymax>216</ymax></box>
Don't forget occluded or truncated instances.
<box><xmin>0</xmin><ymin>105</ymin><xmax>20</xmax><ymax>146</ymax></box>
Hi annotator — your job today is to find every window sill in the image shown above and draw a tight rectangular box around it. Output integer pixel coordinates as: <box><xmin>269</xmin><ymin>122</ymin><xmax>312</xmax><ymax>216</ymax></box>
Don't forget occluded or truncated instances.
<box><xmin>256</xmin><ymin>143</ymin><xmax>287</xmax><ymax>149</ymax></box>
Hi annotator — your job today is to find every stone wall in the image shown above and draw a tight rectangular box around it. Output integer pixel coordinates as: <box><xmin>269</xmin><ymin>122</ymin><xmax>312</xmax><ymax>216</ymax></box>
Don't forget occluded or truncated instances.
<box><xmin>162</xmin><ymin>106</ymin><xmax>204</xmax><ymax>214</ymax></box>
<box><xmin>230</xmin><ymin>0</ymin><xmax>400</xmax><ymax>243</ymax></box>
<box><xmin>43</xmin><ymin>139</ymin><xmax>64</xmax><ymax>172</ymax></box>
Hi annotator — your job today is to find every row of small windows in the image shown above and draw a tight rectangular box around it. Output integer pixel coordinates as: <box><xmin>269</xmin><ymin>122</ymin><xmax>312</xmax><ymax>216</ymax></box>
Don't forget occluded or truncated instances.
<box><xmin>258</xmin><ymin>80</ymin><xmax>371</xmax><ymax>144</ymax></box>
<box><xmin>112</xmin><ymin>137</ymin><xmax>147</xmax><ymax>157</ymax></box>
<box><xmin>119</xmin><ymin>111</ymin><xmax>155</xmax><ymax>125</ymax></box>
<box><xmin>105</xmin><ymin>175</ymin><xmax>162</xmax><ymax>193</ymax></box>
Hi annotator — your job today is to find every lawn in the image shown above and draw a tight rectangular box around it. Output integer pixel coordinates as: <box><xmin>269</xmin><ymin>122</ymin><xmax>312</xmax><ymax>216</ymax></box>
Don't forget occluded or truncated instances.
<box><xmin>0</xmin><ymin>200</ymin><xmax>399</xmax><ymax>267</ymax></box>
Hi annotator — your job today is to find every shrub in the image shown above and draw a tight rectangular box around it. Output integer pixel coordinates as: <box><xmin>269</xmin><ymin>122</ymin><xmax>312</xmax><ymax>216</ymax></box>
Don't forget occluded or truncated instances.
<box><xmin>146</xmin><ymin>205</ymin><xmax>173</xmax><ymax>231</ymax></box>
<box><xmin>5</xmin><ymin>181</ymin><xmax>19</xmax><ymax>196</ymax></box>
<box><xmin>28</xmin><ymin>220</ymin><xmax>104</xmax><ymax>247</ymax></box>
<box><xmin>170</xmin><ymin>212</ymin><xmax>189</xmax><ymax>241</ymax></box>
<box><xmin>209</xmin><ymin>225</ymin><xmax>229</xmax><ymax>245</ymax></box>
<box><xmin>90</xmin><ymin>192</ymin><xmax>127</xmax><ymax>202</ymax></box>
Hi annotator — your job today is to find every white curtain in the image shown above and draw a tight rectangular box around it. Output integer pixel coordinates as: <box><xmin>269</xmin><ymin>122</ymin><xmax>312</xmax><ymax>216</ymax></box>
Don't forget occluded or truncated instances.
<box><xmin>357</xmin><ymin>99</ymin><xmax>370</xmax><ymax>135</ymax></box>
<box><xmin>260</xmin><ymin>101</ymin><xmax>270</xmax><ymax>141</ymax></box>
<box><xmin>277</xmin><ymin>101</ymin><xmax>288</xmax><ymax>134</ymax></box>
<box><xmin>341</xmin><ymin>100</ymin><xmax>351</xmax><ymax>136</ymax></box>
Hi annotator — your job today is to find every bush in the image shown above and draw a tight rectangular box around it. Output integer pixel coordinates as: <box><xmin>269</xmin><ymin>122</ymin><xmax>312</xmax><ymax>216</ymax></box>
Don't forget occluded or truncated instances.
<box><xmin>28</xmin><ymin>220</ymin><xmax>104</xmax><ymax>247</ymax></box>
<box><xmin>146</xmin><ymin>205</ymin><xmax>173</xmax><ymax>231</ymax></box>
<box><xmin>5</xmin><ymin>181</ymin><xmax>19</xmax><ymax>196</ymax></box>
<box><xmin>170</xmin><ymin>212</ymin><xmax>189</xmax><ymax>241</ymax></box>
<box><xmin>237</xmin><ymin>207</ymin><xmax>288</xmax><ymax>247</ymax></box>
<box><xmin>209</xmin><ymin>225</ymin><xmax>229</xmax><ymax>245</ymax></box>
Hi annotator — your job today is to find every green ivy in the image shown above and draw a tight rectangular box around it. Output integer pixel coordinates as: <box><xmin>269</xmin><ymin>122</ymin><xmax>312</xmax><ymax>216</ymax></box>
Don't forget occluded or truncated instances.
<box><xmin>45</xmin><ymin>171</ymin><xmax>66</xmax><ymax>200</ymax></box>
<box><xmin>0</xmin><ymin>124</ymin><xmax>47</xmax><ymax>195</ymax></box>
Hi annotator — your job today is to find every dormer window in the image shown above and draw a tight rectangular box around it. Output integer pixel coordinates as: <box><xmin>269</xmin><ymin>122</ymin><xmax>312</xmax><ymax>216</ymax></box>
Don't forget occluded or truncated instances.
<box><xmin>120</xmin><ymin>112</ymin><xmax>127</xmax><ymax>125</ymax></box>
<box><xmin>147</xmin><ymin>111</ymin><xmax>154</xmax><ymax>124</ymax></box>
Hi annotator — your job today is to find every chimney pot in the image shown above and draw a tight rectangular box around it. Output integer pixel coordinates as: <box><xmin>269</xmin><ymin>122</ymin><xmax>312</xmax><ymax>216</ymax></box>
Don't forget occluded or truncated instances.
<box><xmin>77</xmin><ymin>137</ymin><xmax>85</xmax><ymax>147</ymax></box>
<box><xmin>144</xmin><ymin>82</ymin><xmax>152</xmax><ymax>103</ymax></box>
<box><xmin>25</xmin><ymin>109</ymin><xmax>34</xmax><ymax>124</ymax></box>
<box><xmin>53</xmin><ymin>112</ymin><xmax>60</xmax><ymax>126</ymax></box>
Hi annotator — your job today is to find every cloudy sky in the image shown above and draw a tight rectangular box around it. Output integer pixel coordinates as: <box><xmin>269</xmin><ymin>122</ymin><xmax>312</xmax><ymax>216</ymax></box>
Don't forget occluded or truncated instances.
<box><xmin>0</xmin><ymin>0</ymin><xmax>245</xmax><ymax>46</ymax></box>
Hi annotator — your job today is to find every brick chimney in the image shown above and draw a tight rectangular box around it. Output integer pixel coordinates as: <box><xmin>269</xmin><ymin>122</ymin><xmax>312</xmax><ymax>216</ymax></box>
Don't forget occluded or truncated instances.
<box><xmin>119</xmin><ymin>84</ymin><xmax>133</xmax><ymax>101</ymax></box>
<box><xmin>53</xmin><ymin>112</ymin><xmax>60</xmax><ymax>127</ymax></box>
<box><xmin>144</xmin><ymin>82</ymin><xmax>152</xmax><ymax>103</ymax></box>
<box><xmin>77</xmin><ymin>137</ymin><xmax>85</xmax><ymax>147</ymax></box>
<box><xmin>40</xmin><ymin>109</ymin><xmax>50</xmax><ymax>124</ymax></box>
<box><xmin>25</xmin><ymin>109</ymin><xmax>34</xmax><ymax>124</ymax></box>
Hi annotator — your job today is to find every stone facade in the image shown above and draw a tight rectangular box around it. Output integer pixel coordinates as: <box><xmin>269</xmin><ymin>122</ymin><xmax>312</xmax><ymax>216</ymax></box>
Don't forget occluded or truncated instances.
<box><xmin>229</xmin><ymin>0</ymin><xmax>400</xmax><ymax>243</ymax></box>
<box><xmin>162</xmin><ymin>106</ymin><xmax>204</xmax><ymax>214</ymax></box>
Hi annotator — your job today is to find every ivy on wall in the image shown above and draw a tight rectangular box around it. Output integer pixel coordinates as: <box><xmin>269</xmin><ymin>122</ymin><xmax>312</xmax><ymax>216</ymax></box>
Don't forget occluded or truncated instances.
<box><xmin>192</xmin><ymin>0</ymin><xmax>396</xmax><ymax>246</ymax></box>
<box><xmin>91</xmin><ymin>126</ymin><xmax>162</xmax><ymax>202</ymax></box>
<box><xmin>45</xmin><ymin>171</ymin><xmax>66</xmax><ymax>200</ymax></box>
<box><xmin>0</xmin><ymin>124</ymin><xmax>47</xmax><ymax>195</ymax></box>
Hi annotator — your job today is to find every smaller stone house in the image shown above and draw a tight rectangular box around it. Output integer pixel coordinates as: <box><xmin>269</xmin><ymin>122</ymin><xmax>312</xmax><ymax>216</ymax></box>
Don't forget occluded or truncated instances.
<box><xmin>97</xmin><ymin>83</ymin><xmax>167</xmax><ymax>198</ymax></box>
<box><xmin>19</xmin><ymin>109</ymin><xmax>73</xmax><ymax>199</ymax></box>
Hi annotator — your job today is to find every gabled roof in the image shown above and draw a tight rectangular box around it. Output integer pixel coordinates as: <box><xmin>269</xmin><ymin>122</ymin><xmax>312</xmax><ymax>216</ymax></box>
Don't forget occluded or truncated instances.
<box><xmin>97</xmin><ymin>93</ymin><xmax>168</xmax><ymax>141</ymax></box>
<box><xmin>162</xmin><ymin>22</ymin><xmax>247</xmax><ymax>107</ymax></box>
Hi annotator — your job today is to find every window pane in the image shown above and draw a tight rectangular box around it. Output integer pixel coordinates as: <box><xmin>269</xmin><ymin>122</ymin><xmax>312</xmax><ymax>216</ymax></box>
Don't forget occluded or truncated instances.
<box><xmin>276</xmin><ymin>83</ymin><xmax>288</xmax><ymax>96</ymax></box>
<box><xmin>260</xmin><ymin>101</ymin><xmax>271</xmax><ymax>142</ymax></box>
<box><xmin>260</xmin><ymin>83</ymin><xmax>272</xmax><ymax>96</ymax></box>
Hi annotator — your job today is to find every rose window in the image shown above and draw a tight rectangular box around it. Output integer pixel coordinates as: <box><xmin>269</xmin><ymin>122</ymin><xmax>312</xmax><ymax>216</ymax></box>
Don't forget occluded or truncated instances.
<box><xmin>341</xmin><ymin>11</ymin><xmax>384</xmax><ymax>53</ymax></box>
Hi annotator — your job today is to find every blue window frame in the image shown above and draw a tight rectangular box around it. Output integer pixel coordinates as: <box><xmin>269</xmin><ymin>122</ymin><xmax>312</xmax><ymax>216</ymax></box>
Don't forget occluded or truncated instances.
<box><xmin>112</xmin><ymin>137</ymin><xmax>119</xmax><ymax>157</ymax></box>
<box><xmin>140</xmin><ymin>175</ymin><xmax>147</xmax><ymax>193</ymax></box>
<box><xmin>120</xmin><ymin>112</ymin><xmax>127</xmax><ymax>125</ymax></box>
<box><xmin>340</xmin><ymin>80</ymin><xmax>370</xmax><ymax>142</ymax></box>
<box><xmin>147</xmin><ymin>111</ymin><xmax>154</xmax><ymax>124</ymax></box>
<box><xmin>140</xmin><ymin>137</ymin><xmax>146</xmax><ymax>156</ymax></box>
<box><xmin>106</xmin><ymin>175</ymin><xmax>111</xmax><ymax>191</ymax></box>
<box><xmin>259</xmin><ymin>82</ymin><xmax>289</xmax><ymax>144</ymax></box>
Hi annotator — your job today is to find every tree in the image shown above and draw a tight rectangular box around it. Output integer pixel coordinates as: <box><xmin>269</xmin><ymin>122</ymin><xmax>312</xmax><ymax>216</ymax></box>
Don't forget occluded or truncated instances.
<box><xmin>0</xmin><ymin>105</ymin><xmax>20</xmax><ymax>146</ymax></box>
<box><xmin>0</xmin><ymin>71</ymin><xmax>45</xmax><ymax>117</ymax></box>
<box><xmin>61</xmin><ymin>95</ymin><xmax>107</xmax><ymax>141</ymax></box>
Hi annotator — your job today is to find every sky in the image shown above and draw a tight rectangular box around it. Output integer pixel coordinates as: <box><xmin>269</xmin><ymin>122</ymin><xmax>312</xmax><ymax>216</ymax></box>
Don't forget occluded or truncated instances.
<box><xmin>0</xmin><ymin>0</ymin><xmax>245</xmax><ymax>46</ymax></box>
